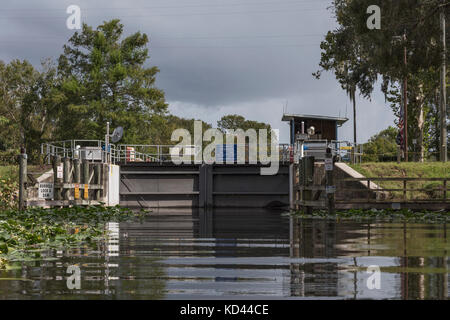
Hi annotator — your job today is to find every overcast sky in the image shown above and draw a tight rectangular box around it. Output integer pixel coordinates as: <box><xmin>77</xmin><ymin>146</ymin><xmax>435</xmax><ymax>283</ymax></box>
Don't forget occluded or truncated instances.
<box><xmin>0</xmin><ymin>0</ymin><xmax>395</xmax><ymax>143</ymax></box>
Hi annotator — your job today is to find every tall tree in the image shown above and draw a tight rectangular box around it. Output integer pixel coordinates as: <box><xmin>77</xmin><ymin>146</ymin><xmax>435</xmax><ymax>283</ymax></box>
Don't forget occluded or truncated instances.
<box><xmin>315</xmin><ymin>0</ymin><xmax>447</xmax><ymax>158</ymax></box>
<box><xmin>57</xmin><ymin>19</ymin><xmax>167</xmax><ymax>143</ymax></box>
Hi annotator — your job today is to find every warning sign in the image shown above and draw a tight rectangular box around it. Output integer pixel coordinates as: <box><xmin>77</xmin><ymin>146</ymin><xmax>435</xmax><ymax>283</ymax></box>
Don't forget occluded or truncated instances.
<box><xmin>74</xmin><ymin>184</ymin><xmax>80</xmax><ymax>199</ymax></box>
<box><xmin>325</xmin><ymin>158</ymin><xmax>333</xmax><ymax>171</ymax></box>
<box><xmin>38</xmin><ymin>183</ymin><xmax>54</xmax><ymax>199</ymax></box>
<box><xmin>84</xmin><ymin>184</ymin><xmax>88</xmax><ymax>199</ymax></box>
<box><xmin>57</xmin><ymin>165</ymin><xmax>63</xmax><ymax>179</ymax></box>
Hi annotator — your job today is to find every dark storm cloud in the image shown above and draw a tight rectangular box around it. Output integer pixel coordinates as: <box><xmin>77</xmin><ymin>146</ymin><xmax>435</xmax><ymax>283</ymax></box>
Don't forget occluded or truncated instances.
<box><xmin>0</xmin><ymin>0</ymin><xmax>395</xmax><ymax>143</ymax></box>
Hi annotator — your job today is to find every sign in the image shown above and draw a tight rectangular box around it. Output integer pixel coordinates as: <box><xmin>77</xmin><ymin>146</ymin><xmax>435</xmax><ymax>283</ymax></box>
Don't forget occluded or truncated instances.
<box><xmin>57</xmin><ymin>165</ymin><xmax>63</xmax><ymax>179</ymax></box>
<box><xmin>215</xmin><ymin>144</ymin><xmax>237</xmax><ymax>163</ymax></box>
<box><xmin>325</xmin><ymin>158</ymin><xmax>333</xmax><ymax>171</ymax></box>
<box><xmin>74</xmin><ymin>184</ymin><xmax>80</xmax><ymax>199</ymax></box>
<box><xmin>38</xmin><ymin>183</ymin><xmax>54</xmax><ymax>199</ymax></box>
<box><xmin>326</xmin><ymin>185</ymin><xmax>336</xmax><ymax>194</ymax></box>
<box><xmin>84</xmin><ymin>184</ymin><xmax>88</xmax><ymax>199</ymax></box>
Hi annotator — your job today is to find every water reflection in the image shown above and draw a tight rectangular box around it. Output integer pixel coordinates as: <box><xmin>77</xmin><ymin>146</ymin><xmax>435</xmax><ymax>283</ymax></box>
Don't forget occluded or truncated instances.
<box><xmin>0</xmin><ymin>209</ymin><xmax>448</xmax><ymax>299</ymax></box>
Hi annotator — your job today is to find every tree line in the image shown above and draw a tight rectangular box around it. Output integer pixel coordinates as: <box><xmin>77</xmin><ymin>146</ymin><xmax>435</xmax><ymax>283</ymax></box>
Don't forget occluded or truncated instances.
<box><xmin>0</xmin><ymin>20</ymin><xmax>270</xmax><ymax>164</ymax></box>
<box><xmin>315</xmin><ymin>0</ymin><xmax>449</xmax><ymax>161</ymax></box>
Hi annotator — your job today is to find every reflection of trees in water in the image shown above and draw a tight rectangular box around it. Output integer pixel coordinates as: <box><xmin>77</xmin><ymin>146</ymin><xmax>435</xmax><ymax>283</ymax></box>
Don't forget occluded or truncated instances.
<box><xmin>289</xmin><ymin>218</ymin><xmax>449</xmax><ymax>299</ymax></box>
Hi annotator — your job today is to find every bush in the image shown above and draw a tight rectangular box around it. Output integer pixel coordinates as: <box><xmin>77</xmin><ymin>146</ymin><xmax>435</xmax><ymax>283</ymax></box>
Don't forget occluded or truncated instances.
<box><xmin>0</xmin><ymin>178</ymin><xmax>18</xmax><ymax>210</ymax></box>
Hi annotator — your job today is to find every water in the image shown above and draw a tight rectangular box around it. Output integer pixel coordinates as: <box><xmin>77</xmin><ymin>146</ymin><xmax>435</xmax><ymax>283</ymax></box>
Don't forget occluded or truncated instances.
<box><xmin>0</xmin><ymin>208</ymin><xmax>449</xmax><ymax>299</ymax></box>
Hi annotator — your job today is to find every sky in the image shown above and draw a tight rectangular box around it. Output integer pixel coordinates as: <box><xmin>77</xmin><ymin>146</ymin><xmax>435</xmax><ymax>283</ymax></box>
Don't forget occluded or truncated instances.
<box><xmin>0</xmin><ymin>0</ymin><xmax>396</xmax><ymax>144</ymax></box>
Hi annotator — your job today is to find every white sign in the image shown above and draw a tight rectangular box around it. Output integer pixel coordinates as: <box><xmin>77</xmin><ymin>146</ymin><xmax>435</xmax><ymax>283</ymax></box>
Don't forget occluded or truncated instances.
<box><xmin>57</xmin><ymin>165</ymin><xmax>63</xmax><ymax>179</ymax></box>
<box><xmin>326</xmin><ymin>185</ymin><xmax>336</xmax><ymax>194</ymax></box>
<box><xmin>39</xmin><ymin>183</ymin><xmax>54</xmax><ymax>199</ymax></box>
<box><xmin>325</xmin><ymin>158</ymin><xmax>333</xmax><ymax>171</ymax></box>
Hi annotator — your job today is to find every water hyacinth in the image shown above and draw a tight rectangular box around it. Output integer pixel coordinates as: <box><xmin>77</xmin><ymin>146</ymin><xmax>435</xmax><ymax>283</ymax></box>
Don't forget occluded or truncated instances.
<box><xmin>289</xmin><ymin>208</ymin><xmax>450</xmax><ymax>223</ymax></box>
<box><xmin>0</xmin><ymin>205</ymin><xmax>146</xmax><ymax>269</ymax></box>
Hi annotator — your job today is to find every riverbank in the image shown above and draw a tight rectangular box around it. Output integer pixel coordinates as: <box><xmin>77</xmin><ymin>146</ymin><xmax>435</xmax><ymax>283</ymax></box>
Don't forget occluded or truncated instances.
<box><xmin>349</xmin><ymin>162</ymin><xmax>450</xmax><ymax>200</ymax></box>
<box><xmin>289</xmin><ymin>208</ymin><xmax>450</xmax><ymax>223</ymax></box>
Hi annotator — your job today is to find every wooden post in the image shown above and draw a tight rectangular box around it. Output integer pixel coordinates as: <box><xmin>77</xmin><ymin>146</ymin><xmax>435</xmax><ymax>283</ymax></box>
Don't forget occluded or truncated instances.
<box><xmin>94</xmin><ymin>164</ymin><xmax>102</xmax><ymax>200</ymax></box>
<box><xmin>397</xmin><ymin>145</ymin><xmax>401</xmax><ymax>164</ymax></box>
<box><xmin>444</xmin><ymin>179</ymin><xmax>447</xmax><ymax>202</ymax></box>
<box><xmin>18</xmin><ymin>148</ymin><xmax>27</xmax><ymax>211</ymax></box>
<box><xmin>73</xmin><ymin>159</ymin><xmax>81</xmax><ymax>184</ymax></box>
<box><xmin>403</xmin><ymin>179</ymin><xmax>407</xmax><ymax>201</ymax></box>
<box><xmin>82</xmin><ymin>160</ymin><xmax>89</xmax><ymax>200</ymax></box>
<box><xmin>52</xmin><ymin>155</ymin><xmax>61</xmax><ymax>200</ymax></box>
<box><xmin>304</xmin><ymin>156</ymin><xmax>314</xmax><ymax>215</ymax></box>
<box><xmin>325</xmin><ymin>147</ymin><xmax>335</xmax><ymax>215</ymax></box>
<box><xmin>73</xmin><ymin>159</ymin><xmax>81</xmax><ymax>201</ymax></box>
<box><xmin>289</xmin><ymin>163</ymin><xmax>294</xmax><ymax>210</ymax></box>
<box><xmin>63</xmin><ymin>157</ymin><xmax>71</xmax><ymax>200</ymax></box>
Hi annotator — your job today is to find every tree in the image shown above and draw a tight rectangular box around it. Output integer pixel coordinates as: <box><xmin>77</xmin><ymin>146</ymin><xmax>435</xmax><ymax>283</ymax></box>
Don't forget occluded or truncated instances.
<box><xmin>57</xmin><ymin>19</ymin><xmax>167</xmax><ymax>143</ymax></box>
<box><xmin>315</xmin><ymin>0</ymin><xmax>447</xmax><ymax>160</ymax></box>
<box><xmin>363</xmin><ymin>126</ymin><xmax>398</xmax><ymax>161</ymax></box>
<box><xmin>217</xmin><ymin>114</ymin><xmax>271</xmax><ymax>133</ymax></box>
<box><xmin>0</xmin><ymin>60</ymin><xmax>36</xmax><ymax>151</ymax></box>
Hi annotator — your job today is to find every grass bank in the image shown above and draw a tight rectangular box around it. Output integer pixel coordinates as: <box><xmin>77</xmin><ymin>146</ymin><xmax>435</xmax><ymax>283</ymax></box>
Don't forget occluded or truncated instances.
<box><xmin>349</xmin><ymin>162</ymin><xmax>450</xmax><ymax>200</ymax></box>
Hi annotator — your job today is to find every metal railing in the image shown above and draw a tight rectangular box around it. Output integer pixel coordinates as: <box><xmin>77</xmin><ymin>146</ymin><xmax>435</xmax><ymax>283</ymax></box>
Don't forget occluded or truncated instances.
<box><xmin>337</xmin><ymin>177</ymin><xmax>449</xmax><ymax>203</ymax></box>
<box><xmin>41</xmin><ymin>141</ymin><xmax>293</xmax><ymax>164</ymax></box>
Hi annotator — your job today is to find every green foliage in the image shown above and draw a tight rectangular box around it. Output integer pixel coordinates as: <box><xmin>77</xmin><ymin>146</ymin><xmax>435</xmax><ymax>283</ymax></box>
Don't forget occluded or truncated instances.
<box><xmin>0</xmin><ymin>205</ymin><xmax>142</xmax><ymax>269</ymax></box>
<box><xmin>290</xmin><ymin>208</ymin><xmax>450</xmax><ymax>223</ymax></box>
<box><xmin>57</xmin><ymin>19</ymin><xmax>168</xmax><ymax>144</ymax></box>
<box><xmin>217</xmin><ymin>114</ymin><xmax>271</xmax><ymax>133</ymax></box>
<box><xmin>362</xmin><ymin>126</ymin><xmax>398</xmax><ymax>161</ymax></box>
<box><xmin>316</xmin><ymin>0</ymin><xmax>448</xmax><ymax>156</ymax></box>
<box><xmin>0</xmin><ymin>178</ymin><xmax>17</xmax><ymax>211</ymax></box>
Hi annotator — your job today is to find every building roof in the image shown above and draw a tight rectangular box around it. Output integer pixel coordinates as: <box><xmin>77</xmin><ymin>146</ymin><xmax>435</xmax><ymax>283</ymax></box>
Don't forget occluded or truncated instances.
<box><xmin>281</xmin><ymin>113</ymin><xmax>349</xmax><ymax>126</ymax></box>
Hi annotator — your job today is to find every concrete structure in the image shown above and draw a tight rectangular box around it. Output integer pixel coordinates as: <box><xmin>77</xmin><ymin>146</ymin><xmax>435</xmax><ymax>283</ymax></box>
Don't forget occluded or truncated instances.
<box><xmin>119</xmin><ymin>163</ymin><xmax>290</xmax><ymax>208</ymax></box>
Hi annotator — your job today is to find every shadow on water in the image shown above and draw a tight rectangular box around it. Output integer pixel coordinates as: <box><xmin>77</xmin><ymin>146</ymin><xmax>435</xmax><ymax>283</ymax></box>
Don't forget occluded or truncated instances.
<box><xmin>0</xmin><ymin>208</ymin><xmax>449</xmax><ymax>299</ymax></box>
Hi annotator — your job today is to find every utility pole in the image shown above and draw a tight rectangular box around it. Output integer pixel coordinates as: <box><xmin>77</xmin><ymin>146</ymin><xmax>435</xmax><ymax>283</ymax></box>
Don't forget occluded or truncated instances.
<box><xmin>440</xmin><ymin>5</ymin><xmax>448</xmax><ymax>162</ymax></box>
<box><xmin>403</xmin><ymin>30</ymin><xmax>409</xmax><ymax>162</ymax></box>
<box><xmin>352</xmin><ymin>89</ymin><xmax>357</xmax><ymax>145</ymax></box>
<box><xmin>105</xmin><ymin>121</ymin><xmax>110</xmax><ymax>163</ymax></box>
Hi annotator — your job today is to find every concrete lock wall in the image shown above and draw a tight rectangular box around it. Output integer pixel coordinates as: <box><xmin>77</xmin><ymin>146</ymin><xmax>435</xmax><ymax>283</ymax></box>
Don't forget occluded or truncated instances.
<box><xmin>107</xmin><ymin>164</ymin><xmax>121</xmax><ymax>206</ymax></box>
<box><xmin>119</xmin><ymin>163</ymin><xmax>290</xmax><ymax>208</ymax></box>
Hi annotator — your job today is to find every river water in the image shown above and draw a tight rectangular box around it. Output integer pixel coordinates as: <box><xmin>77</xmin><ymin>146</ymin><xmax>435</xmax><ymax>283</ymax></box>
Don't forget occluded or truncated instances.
<box><xmin>0</xmin><ymin>208</ymin><xmax>449</xmax><ymax>299</ymax></box>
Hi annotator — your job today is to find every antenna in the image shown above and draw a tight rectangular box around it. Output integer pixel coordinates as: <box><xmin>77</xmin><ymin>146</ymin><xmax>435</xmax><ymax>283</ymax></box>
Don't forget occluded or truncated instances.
<box><xmin>111</xmin><ymin>126</ymin><xmax>124</xmax><ymax>143</ymax></box>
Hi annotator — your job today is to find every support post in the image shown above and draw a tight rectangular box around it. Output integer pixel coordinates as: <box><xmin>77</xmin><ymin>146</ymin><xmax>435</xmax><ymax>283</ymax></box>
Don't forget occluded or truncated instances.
<box><xmin>74</xmin><ymin>159</ymin><xmax>81</xmax><ymax>184</ymax></box>
<box><xmin>94</xmin><ymin>164</ymin><xmax>101</xmax><ymax>200</ymax></box>
<box><xmin>52</xmin><ymin>155</ymin><xmax>61</xmax><ymax>200</ymax></box>
<box><xmin>325</xmin><ymin>148</ymin><xmax>335</xmax><ymax>215</ymax></box>
<box><xmin>289</xmin><ymin>163</ymin><xmax>294</xmax><ymax>210</ymax></box>
<box><xmin>304</xmin><ymin>156</ymin><xmax>314</xmax><ymax>215</ymax></box>
<box><xmin>82</xmin><ymin>160</ymin><xmax>89</xmax><ymax>200</ymax></box>
<box><xmin>63</xmin><ymin>157</ymin><xmax>71</xmax><ymax>200</ymax></box>
<box><xmin>18</xmin><ymin>148</ymin><xmax>27</xmax><ymax>211</ymax></box>
<box><xmin>440</xmin><ymin>8</ymin><xmax>448</xmax><ymax>162</ymax></box>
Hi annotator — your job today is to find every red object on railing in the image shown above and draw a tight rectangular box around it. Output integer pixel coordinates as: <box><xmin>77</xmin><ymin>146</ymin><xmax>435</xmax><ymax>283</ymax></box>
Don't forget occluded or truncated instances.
<box><xmin>126</xmin><ymin>147</ymin><xmax>135</xmax><ymax>162</ymax></box>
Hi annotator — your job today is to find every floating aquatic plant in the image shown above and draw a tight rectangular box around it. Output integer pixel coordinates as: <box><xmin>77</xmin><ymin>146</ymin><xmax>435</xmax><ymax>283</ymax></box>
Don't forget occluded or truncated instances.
<box><xmin>0</xmin><ymin>205</ymin><xmax>146</xmax><ymax>269</ymax></box>
<box><xmin>288</xmin><ymin>208</ymin><xmax>450</xmax><ymax>223</ymax></box>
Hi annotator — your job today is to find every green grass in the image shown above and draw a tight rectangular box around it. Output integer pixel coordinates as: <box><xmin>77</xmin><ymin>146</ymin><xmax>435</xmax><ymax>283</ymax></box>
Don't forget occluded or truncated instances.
<box><xmin>0</xmin><ymin>166</ymin><xmax>19</xmax><ymax>181</ymax></box>
<box><xmin>349</xmin><ymin>162</ymin><xmax>450</xmax><ymax>200</ymax></box>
